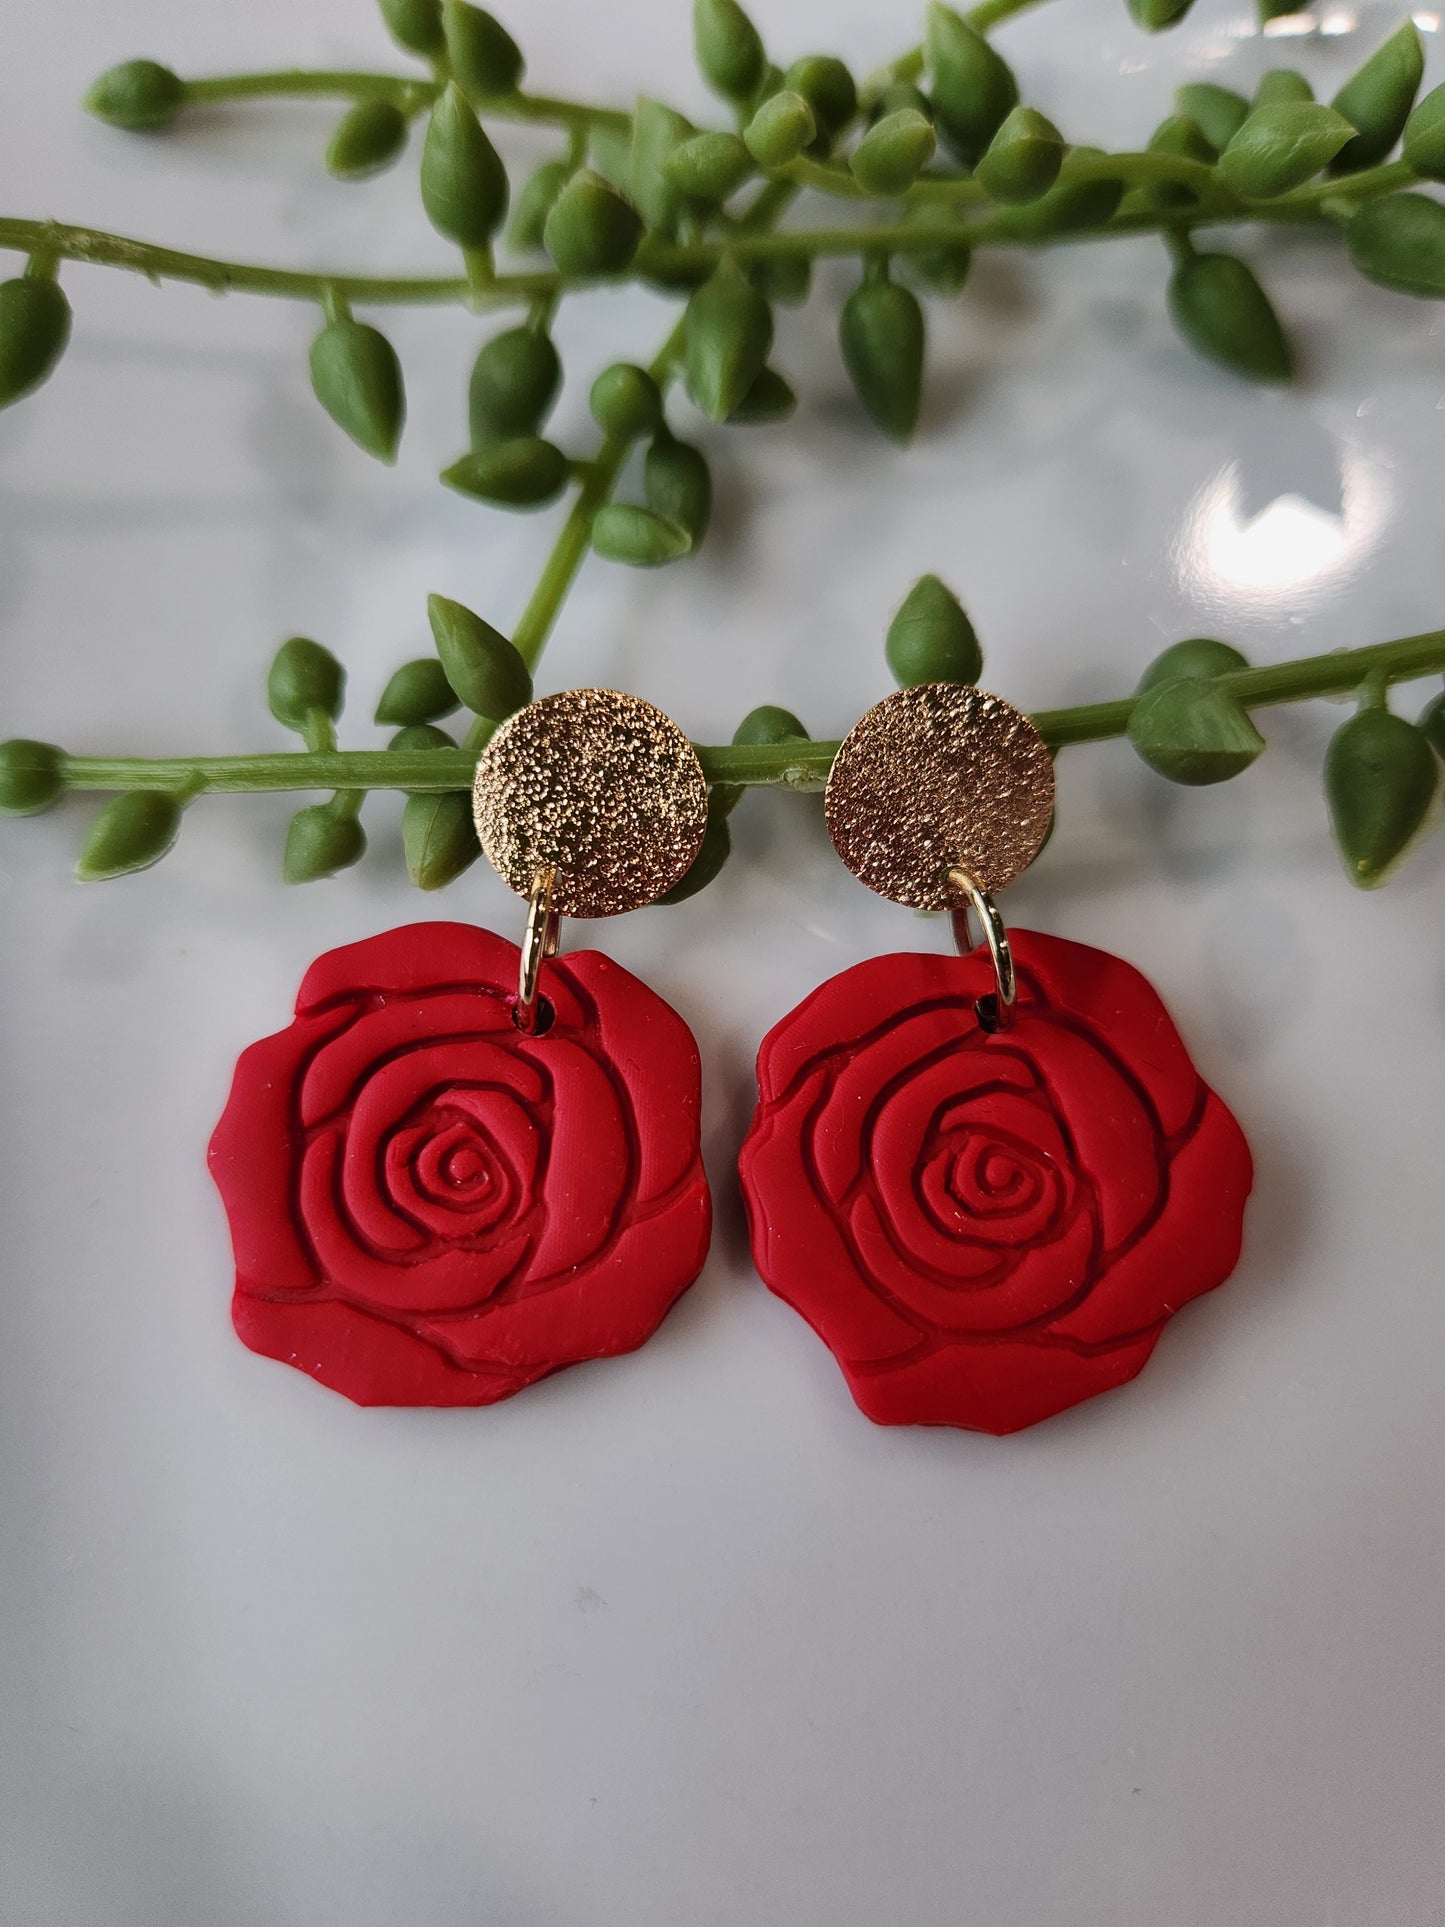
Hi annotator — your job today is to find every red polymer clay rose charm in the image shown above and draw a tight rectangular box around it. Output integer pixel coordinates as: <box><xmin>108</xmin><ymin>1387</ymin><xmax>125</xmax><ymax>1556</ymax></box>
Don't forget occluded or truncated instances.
<box><xmin>209</xmin><ymin>922</ymin><xmax>711</xmax><ymax>1406</ymax></box>
<box><xmin>739</xmin><ymin>930</ymin><xmax>1252</xmax><ymax>1435</ymax></box>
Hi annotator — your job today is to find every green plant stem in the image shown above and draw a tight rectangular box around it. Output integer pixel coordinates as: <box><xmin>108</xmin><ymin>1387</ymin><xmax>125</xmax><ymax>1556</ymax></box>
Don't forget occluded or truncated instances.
<box><xmin>48</xmin><ymin>631</ymin><xmax>1445</xmax><ymax>801</ymax></box>
<box><xmin>181</xmin><ymin>69</ymin><xmax>631</xmax><ymax>133</ymax></box>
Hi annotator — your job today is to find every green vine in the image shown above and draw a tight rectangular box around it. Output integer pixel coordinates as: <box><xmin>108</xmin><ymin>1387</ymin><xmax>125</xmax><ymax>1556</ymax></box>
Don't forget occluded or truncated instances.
<box><xmin>1</xmin><ymin>0</ymin><xmax>1444</xmax><ymax>896</ymax></box>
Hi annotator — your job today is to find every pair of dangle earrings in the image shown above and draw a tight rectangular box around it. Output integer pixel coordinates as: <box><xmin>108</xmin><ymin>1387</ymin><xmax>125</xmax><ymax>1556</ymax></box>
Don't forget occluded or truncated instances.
<box><xmin>210</xmin><ymin>682</ymin><xmax>1251</xmax><ymax>1436</ymax></box>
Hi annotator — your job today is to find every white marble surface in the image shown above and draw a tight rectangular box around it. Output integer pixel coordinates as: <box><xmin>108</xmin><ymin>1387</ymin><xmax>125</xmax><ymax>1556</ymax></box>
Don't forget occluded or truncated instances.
<box><xmin>2</xmin><ymin>1</ymin><xmax>1444</xmax><ymax>1922</ymax></box>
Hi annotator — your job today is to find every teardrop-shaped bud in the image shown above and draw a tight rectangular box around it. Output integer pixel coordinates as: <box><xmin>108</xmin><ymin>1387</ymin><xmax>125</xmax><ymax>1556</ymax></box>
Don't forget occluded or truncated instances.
<box><xmin>1001</xmin><ymin>147</ymin><xmax>1124</xmax><ymax>237</ymax></box>
<box><xmin>1129</xmin><ymin>0</ymin><xmax>1196</xmax><ymax>28</ymax></box>
<box><xmin>684</xmin><ymin>268</ymin><xmax>773</xmax><ymax>421</ymax></box>
<box><xmin>925</xmin><ymin>2</ymin><xmax>1018</xmax><ymax>165</ymax></box>
<box><xmin>83</xmin><ymin>59</ymin><xmax>184</xmax><ymax>131</ymax></box>
<box><xmin>1174</xmin><ymin>81</ymin><xmax>1249</xmax><ymax>153</ymax></box>
<box><xmin>282</xmin><ymin>803</ymin><xmax>366</xmax><ymax>884</ymax></box>
<box><xmin>734</xmin><ymin>705</ymin><xmax>809</xmax><ymax>746</ymax></box>
<box><xmin>665</xmin><ymin>130</ymin><xmax>754</xmax><ymax>203</ymax></box>
<box><xmin>420</xmin><ymin>82</ymin><xmax>508</xmax><ymax>247</ymax></box>
<box><xmin>974</xmin><ymin>104</ymin><xmax>1065</xmax><ymax>204</ymax></box>
<box><xmin>1403</xmin><ymin>81</ymin><xmax>1445</xmax><ymax>179</ymax></box>
<box><xmin>77</xmin><ymin>792</ymin><xmax>183</xmax><ymax>881</ymax></box>
<box><xmin>507</xmin><ymin>157</ymin><xmax>571</xmax><ymax>251</ymax></box>
<box><xmin>1254</xmin><ymin>69</ymin><xmax>1313</xmax><ymax>108</ymax></box>
<box><xmin>693</xmin><ymin>0</ymin><xmax>767</xmax><ymax>104</ymax></box>
<box><xmin>268</xmin><ymin>636</ymin><xmax>345</xmax><ymax>733</ymax></box>
<box><xmin>542</xmin><ymin>169</ymin><xmax>643</xmax><ymax>274</ymax></box>
<box><xmin>589</xmin><ymin>362</ymin><xmax>663</xmax><ymax>437</ymax></box>
<box><xmin>1331</xmin><ymin>21</ymin><xmax>1423</xmax><ymax>171</ymax></box>
<box><xmin>0</xmin><ymin>278</ymin><xmax>72</xmax><ymax>410</ymax></box>
<box><xmin>404</xmin><ymin>789</ymin><xmax>480</xmax><ymax>889</ymax></box>
<box><xmin>378</xmin><ymin>0</ymin><xmax>444</xmax><ymax>56</ymax></box>
<box><xmin>782</xmin><ymin>56</ymin><xmax>858</xmax><ymax>143</ymax></box>
<box><xmin>1127</xmin><ymin>679</ymin><xmax>1266</xmax><ymax>785</ymax></box>
<box><xmin>1168</xmin><ymin>251</ymin><xmax>1293</xmax><ymax>382</ymax></box>
<box><xmin>1325</xmin><ymin>707</ymin><xmax>1439</xmax><ymax>885</ymax></box>
<box><xmin>747</xmin><ymin>253</ymin><xmax>811</xmax><ymax>307</ymax></box>
<box><xmin>1347</xmin><ymin>192</ymin><xmax>1445</xmax><ymax>296</ymax></box>
<box><xmin>727</xmin><ymin>366</ymin><xmax>796</xmax><ymax>424</ymax></box>
<box><xmin>897</xmin><ymin>203</ymin><xmax>973</xmax><ymax>295</ymax></box>
<box><xmin>886</xmin><ymin>574</ymin><xmax>983</xmax><ymax>687</ymax></box>
<box><xmin>389</xmin><ymin>722</ymin><xmax>455</xmax><ymax>751</ymax></box>
<box><xmin>308</xmin><ymin>319</ymin><xmax>405</xmax><ymax>463</ymax></box>
<box><xmin>850</xmin><ymin>108</ymin><xmax>937</xmax><ymax>196</ymax></box>
<box><xmin>658</xmin><ymin>808</ymin><xmax>731</xmax><ymax>903</ymax></box>
<box><xmin>468</xmin><ymin>324</ymin><xmax>561</xmax><ymax>443</ymax></box>
<box><xmin>326</xmin><ymin>99</ymin><xmax>409</xmax><ymax>179</ymax></box>
<box><xmin>871</xmin><ymin>81</ymin><xmax>933</xmax><ymax>125</ymax></box>
<box><xmin>375</xmin><ymin>658</ymin><xmax>460</xmax><ymax>726</ymax></box>
<box><xmin>440</xmin><ymin>437</ymin><xmax>569</xmax><ymax>507</ymax></box>
<box><xmin>744</xmin><ymin>90</ymin><xmax>816</xmax><ymax>167</ymax></box>
<box><xmin>1219</xmin><ymin>101</ymin><xmax>1355</xmax><ymax>197</ymax></box>
<box><xmin>0</xmin><ymin>738</ymin><xmax>65</xmax><ymax>815</ymax></box>
<box><xmin>427</xmin><ymin>593</ymin><xmax>532</xmax><ymax>719</ymax></box>
<box><xmin>644</xmin><ymin>433</ymin><xmax>712</xmax><ymax>545</ymax></box>
<box><xmin>442</xmin><ymin>2</ymin><xmax>523</xmax><ymax>99</ymax></box>
<box><xmin>1146</xmin><ymin>113</ymin><xmax>1216</xmax><ymax>208</ymax></box>
<box><xmin>630</xmin><ymin>97</ymin><xmax>695</xmax><ymax>233</ymax></box>
<box><xmin>1136</xmin><ymin>636</ymin><xmax>1249</xmax><ymax>692</ymax></box>
<box><xmin>591</xmin><ymin>503</ymin><xmax>692</xmax><ymax>566</ymax></box>
<box><xmin>839</xmin><ymin>271</ymin><xmax>925</xmax><ymax>443</ymax></box>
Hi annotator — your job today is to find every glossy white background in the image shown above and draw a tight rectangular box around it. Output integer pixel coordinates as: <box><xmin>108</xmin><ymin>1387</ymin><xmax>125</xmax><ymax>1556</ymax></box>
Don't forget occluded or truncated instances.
<box><xmin>2</xmin><ymin>2</ymin><xmax>1443</xmax><ymax>1922</ymax></box>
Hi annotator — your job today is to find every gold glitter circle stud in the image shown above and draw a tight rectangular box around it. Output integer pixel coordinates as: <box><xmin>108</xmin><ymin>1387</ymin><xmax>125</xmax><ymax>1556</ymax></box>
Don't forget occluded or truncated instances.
<box><xmin>473</xmin><ymin>688</ymin><xmax>709</xmax><ymax>918</ymax></box>
<box><xmin>824</xmin><ymin>683</ymin><xmax>1054</xmax><ymax>907</ymax></box>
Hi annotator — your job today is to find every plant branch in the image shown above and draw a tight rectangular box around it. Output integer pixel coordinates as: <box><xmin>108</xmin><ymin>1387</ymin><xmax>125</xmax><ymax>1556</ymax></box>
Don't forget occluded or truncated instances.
<box><xmin>180</xmin><ymin>68</ymin><xmax>631</xmax><ymax>133</ymax></box>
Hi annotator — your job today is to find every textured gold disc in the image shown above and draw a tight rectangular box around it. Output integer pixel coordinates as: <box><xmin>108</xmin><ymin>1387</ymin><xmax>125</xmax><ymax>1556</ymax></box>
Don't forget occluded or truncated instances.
<box><xmin>473</xmin><ymin>688</ymin><xmax>708</xmax><ymax>917</ymax></box>
<box><xmin>824</xmin><ymin>683</ymin><xmax>1054</xmax><ymax>907</ymax></box>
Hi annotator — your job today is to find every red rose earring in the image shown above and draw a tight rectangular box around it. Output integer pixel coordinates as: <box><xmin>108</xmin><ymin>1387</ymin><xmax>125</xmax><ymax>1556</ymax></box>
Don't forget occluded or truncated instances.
<box><xmin>738</xmin><ymin>684</ymin><xmax>1253</xmax><ymax>1436</ymax></box>
<box><xmin>209</xmin><ymin>689</ymin><xmax>713</xmax><ymax>1407</ymax></box>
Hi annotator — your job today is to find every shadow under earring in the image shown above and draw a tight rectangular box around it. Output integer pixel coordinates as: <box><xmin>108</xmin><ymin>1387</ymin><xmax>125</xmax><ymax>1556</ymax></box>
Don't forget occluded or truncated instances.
<box><xmin>210</xmin><ymin>689</ymin><xmax>713</xmax><ymax>1407</ymax></box>
<box><xmin>738</xmin><ymin>683</ymin><xmax>1252</xmax><ymax>1436</ymax></box>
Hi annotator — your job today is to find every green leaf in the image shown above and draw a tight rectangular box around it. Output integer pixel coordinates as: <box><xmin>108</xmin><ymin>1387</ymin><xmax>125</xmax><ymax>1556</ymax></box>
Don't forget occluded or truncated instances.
<box><xmin>403</xmin><ymin>789</ymin><xmax>480</xmax><ymax>889</ymax></box>
<box><xmin>839</xmin><ymin>272</ymin><xmax>925</xmax><ymax>442</ymax></box>
<box><xmin>1254</xmin><ymin>69</ymin><xmax>1313</xmax><ymax>109</ymax></box>
<box><xmin>442</xmin><ymin>2</ymin><xmax>524</xmax><ymax>99</ymax></box>
<box><xmin>0</xmin><ymin>278</ymin><xmax>72</xmax><ymax>411</ymax></box>
<box><xmin>1218</xmin><ymin>101</ymin><xmax>1355</xmax><ymax>197</ymax></box>
<box><xmin>850</xmin><ymin>108</ymin><xmax>937</xmax><ymax>196</ymax></box>
<box><xmin>1137</xmin><ymin>637</ymin><xmax>1249</xmax><ymax>692</ymax></box>
<box><xmin>684</xmin><ymin>269</ymin><xmax>773</xmax><ymax>421</ymax></box>
<box><xmin>783</xmin><ymin>56</ymin><xmax>857</xmax><ymax>143</ymax></box>
<box><xmin>420</xmin><ymin>83</ymin><xmax>508</xmax><ymax>247</ymax></box>
<box><xmin>1174</xmin><ymin>81</ymin><xmax>1249</xmax><ymax>153</ymax></box>
<box><xmin>507</xmin><ymin>158</ymin><xmax>571</xmax><ymax>252</ymax></box>
<box><xmin>1145</xmin><ymin>113</ymin><xmax>1216</xmax><ymax>208</ymax></box>
<box><xmin>1331</xmin><ymin>21</ymin><xmax>1423</xmax><ymax>172</ymax></box>
<box><xmin>630</xmin><ymin>97</ymin><xmax>695</xmax><ymax>234</ymax></box>
<box><xmin>665</xmin><ymin>130</ymin><xmax>754</xmax><ymax>203</ymax></box>
<box><xmin>644</xmin><ymin>434</ymin><xmax>712</xmax><ymax>545</ymax></box>
<box><xmin>1128</xmin><ymin>0</ymin><xmax>1197</xmax><ymax>29</ymax></box>
<box><xmin>658</xmin><ymin>808</ymin><xmax>731</xmax><ymax>903</ymax></box>
<box><xmin>726</xmin><ymin>366</ymin><xmax>796</xmax><ymax>424</ymax></box>
<box><xmin>974</xmin><ymin>105</ymin><xmax>1065</xmax><ymax>205</ymax></box>
<box><xmin>743</xmin><ymin>90</ymin><xmax>816</xmax><ymax>168</ymax></box>
<box><xmin>1403</xmin><ymin>82</ymin><xmax>1445</xmax><ymax>180</ymax></box>
<box><xmin>375</xmin><ymin>658</ymin><xmax>460</xmax><ymax>726</ymax></box>
<box><xmin>427</xmin><ymin>593</ymin><xmax>532</xmax><ymax>719</ymax></box>
<box><xmin>1127</xmin><ymin>679</ymin><xmax>1265</xmax><ymax>785</ymax></box>
<box><xmin>1001</xmin><ymin>148</ymin><xmax>1124</xmax><ymax>237</ymax></box>
<box><xmin>589</xmin><ymin>362</ymin><xmax>663</xmax><ymax>437</ymax></box>
<box><xmin>0</xmin><ymin>738</ymin><xmax>65</xmax><ymax>815</ymax></box>
<box><xmin>468</xmin><ymin>325</ymin><xmax>561</xmax><ymax>443</ymax></box>
<box><xmin>440</xmin><ymin>437</ymin><xmax>569</xmax><ymax>507</ymax></box>
<box><xmin>733</xmin><ymin>704</ymin><xmax>809</xmax><ymax>746</ymax></box>
<box><xmin>925</xmin><ymin>2</ymin><xmax>1018</xmax><ymax>166</ymax></box>
<box><xmin>886</xmin><ymin>575</ymin><xmax>983</xmax><ymax>687</ymax></box>
<box><xmin>77</xmin><ymin>792</ymin><xmax>183</xmax><ymax>881</ymax></box>
<box><xmin>542</xmin><ymin>169</ymin><xmax>643</xmax><ymax>274</ymax></box>
<box><xmin>308</xmin><ymin>320</ymin><xmax>405</xmax><ymax>462</ymax></box>
<box><xmin>268</xmin><ymin>636</ymin><xmax>344</xmax><ymax>732</ymax></box>
<box><xmin>83</xmin><ymin>59</ymin><xmax>184</xmax><ymax>131</ymax></box>
<box><xmin>325</xmin><ymin>99</ymin><xmax>409</xmax><ymax>179</ymax></box>
<box><xmin>896</xmin><ymin>203</ymin><xmax>973</xmax><ymax>295</ymax></box>
<box><xmin>1346</xmin><ymin>192</ymin><xmax>1445</xmax><ymax>297</ymax></box>
<box><xmin>388</xmin><ymin>722</ymin><xmax>455</xmax><ymax>751</ymax></box>
<box><xmin>378</xmin><ymin>0</ymin><xmax>445</xmax><ymax>57</ymax></box>
<box><xmin>1325</xmin><ymin>707</ymin><xmax>1439</xmax><ymax>885</ymax></box>
<box><xmin>693</xmin><ymin>0</ymin><xmax>766</xmax><ymax>104</ymax></box>
<box><xmin>282</xmin><ymin>803</ymin><xmax>366</xmax><ymax>884</ymax></box>
<box><xmin>590</xmin><ymin>504</ymin><xmax>692</xmax><ymax>565</ymax></box>
<box><xmin>1168</xmin><ymin>252</ymin><xmax>1293</xmax><ymax>383</ymax></box>
<box><xmin>1421</xmin><ymin>689</ymin><xmax>1445</xmax><ymax>760</ymax></box>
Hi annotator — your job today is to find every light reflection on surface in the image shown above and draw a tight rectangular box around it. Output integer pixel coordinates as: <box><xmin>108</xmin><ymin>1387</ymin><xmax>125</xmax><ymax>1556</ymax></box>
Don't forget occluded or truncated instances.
<box><xmin>1174</xmin><ymin>452</ymin><xmax>1391</xmax><ymax>611</ymax></box>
